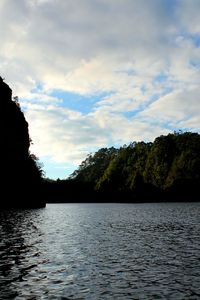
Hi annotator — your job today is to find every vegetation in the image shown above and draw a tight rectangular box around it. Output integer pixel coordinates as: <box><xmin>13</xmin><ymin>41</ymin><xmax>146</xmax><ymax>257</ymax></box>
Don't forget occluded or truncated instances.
<box><xmin>0</xmin><ymin>77</ymin><xmax>45</xmax><ymax>208</ymax></box>
<box><xmin>1</xmin><ymin>77</ymin><xmax>199</xmax><ymax>204</ymax></box>
<box><xmin>46</xmin><ymin>131</ymin><xmax>200</xmax><ymax>202</ymax></box>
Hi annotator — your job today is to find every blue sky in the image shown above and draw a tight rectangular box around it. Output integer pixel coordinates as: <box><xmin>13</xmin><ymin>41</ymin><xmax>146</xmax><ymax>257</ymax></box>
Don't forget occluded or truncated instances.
<box><xmin>1</xmin><ymin>0</ymin><xmax>200</xmax><ymax>179</ymax></box>
<box><xmin>50</xmin><ymin>90</ymin><xmax>108</xmax><ymax>114</ymax></box>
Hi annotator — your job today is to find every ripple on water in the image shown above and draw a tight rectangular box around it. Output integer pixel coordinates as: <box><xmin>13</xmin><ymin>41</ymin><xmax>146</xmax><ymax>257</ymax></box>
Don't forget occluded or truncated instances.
<box><xmin>0</xmin><ymin>203</ymin><xmax>200</xmax><ymax>299</ymax></box>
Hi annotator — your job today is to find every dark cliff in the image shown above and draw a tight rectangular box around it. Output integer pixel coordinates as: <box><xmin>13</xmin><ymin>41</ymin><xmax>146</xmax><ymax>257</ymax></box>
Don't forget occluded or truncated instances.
<box><xmin>0</xmin><ymin>77</ymin><xmax>45</xmax><ymax>208</ymax></box>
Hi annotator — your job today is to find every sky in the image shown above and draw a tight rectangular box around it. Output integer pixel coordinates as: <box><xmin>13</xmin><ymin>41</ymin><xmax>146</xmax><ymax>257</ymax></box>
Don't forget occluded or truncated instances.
<box><xmin>1</xmin><ymin>0</ymin><xmax>200</xmax><ymax>179</ymax></box>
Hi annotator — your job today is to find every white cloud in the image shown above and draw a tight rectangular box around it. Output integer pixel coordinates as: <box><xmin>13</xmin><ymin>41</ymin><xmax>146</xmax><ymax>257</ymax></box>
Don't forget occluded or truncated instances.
<box><xmin>25</xmin><ymin>104</ymin><xmax>110</xmax><ymax>164</ymax></box>
<box><xmin>176</xmin><ymin>0</ymin><xmax>200</xmax><ymax>34</ymax></box>
<box><xmin>1</xmin><ymin>0</ymin><xmax>200</xmax><ymax>177</ymax></box>
<box><xmin>24</xmin><ymin>97</ymin><xmax>169</xmax><ymax>169</ymax></box>
<box><xmin>140</xmin><ymin>88</ymin><xmax>200</xmax><ymax>128</ymax></box>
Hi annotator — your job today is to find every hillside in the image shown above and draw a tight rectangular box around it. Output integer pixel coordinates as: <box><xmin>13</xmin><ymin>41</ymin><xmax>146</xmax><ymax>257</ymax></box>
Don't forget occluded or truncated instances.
<box><xmin>0</xmin><ymin>77</ymin><xmax>45</xmax><ymax>208</ymax></box>
<box><xmin>45</xmin><ymin>131</ymin><xmax>200</xmax><ymax>202</ymax></box>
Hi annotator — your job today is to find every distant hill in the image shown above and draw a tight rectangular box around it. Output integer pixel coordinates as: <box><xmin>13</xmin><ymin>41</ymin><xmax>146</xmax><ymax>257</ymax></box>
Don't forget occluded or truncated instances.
<box><xmin>45</xmin><ymin>131</ymin><xmax>200</xmax><ymax>203</ymax></box>
<box><xmin>2</xmin><ymin>77</ymin><xmax>198</xmax><ymax>205</ymax></box>
<box><xmin>0</xmin><ymin>77</ymin><xmax>45</xmax><ymax>208</ymax></box>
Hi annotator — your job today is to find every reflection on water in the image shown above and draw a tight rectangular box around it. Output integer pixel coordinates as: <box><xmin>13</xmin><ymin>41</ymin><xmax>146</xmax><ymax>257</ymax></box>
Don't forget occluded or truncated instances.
<box><xmin>0</xmin><ymin>203</ymin><xmax>200</xmax><ymax>299</ymax></box>
<box><xmin>0</xmin><ymin>209</ymin><xmax>45</xmax><ymax>299</ymax></box>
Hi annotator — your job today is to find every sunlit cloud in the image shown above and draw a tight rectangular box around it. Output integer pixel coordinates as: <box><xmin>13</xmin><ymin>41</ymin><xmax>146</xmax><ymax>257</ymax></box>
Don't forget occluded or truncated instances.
<box><xmin>1</xmin><ymin>0</ymin><xmax>200</xmax><ymax>178</ymax></box>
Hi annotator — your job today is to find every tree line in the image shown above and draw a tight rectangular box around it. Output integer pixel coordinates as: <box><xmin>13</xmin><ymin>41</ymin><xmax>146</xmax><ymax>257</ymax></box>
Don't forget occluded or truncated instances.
<box><xmin>1</xmin><ymin>77</ymin><xmax>199</xmax><ymax>206</ymax></box>
<box><xmin>45</xmin><ymin>131</ymin><xmax>200</xmax><ymax>202</ymax></box>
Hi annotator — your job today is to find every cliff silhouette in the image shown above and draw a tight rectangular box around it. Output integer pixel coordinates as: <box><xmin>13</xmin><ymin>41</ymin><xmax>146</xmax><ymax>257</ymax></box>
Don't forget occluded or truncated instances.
<box><xmin>0</xmin><ymin>77</ymin><xmax>45</xmax><ymax>208</ymax></box>
<box><xmin>1</xmin><ymin>77</ymin><xmax>199</xmax><ymax>206</ymax></box>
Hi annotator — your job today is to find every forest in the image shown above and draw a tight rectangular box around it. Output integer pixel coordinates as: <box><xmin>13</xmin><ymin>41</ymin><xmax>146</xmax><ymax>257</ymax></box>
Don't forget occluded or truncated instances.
<box><xmin>45</xmin><ymin>131</ymin><xmax>200</xmax><ymax>203</ymax></box>
<box><xmin>0</xmin><ymin>76</ymin><xmax>199</xmax><ymax>207</ymax></box>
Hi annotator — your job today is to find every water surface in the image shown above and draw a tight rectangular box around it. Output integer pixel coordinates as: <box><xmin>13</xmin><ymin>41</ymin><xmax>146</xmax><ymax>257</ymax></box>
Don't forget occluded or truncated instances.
<box><xmin>0</xmin><ymin>203</ymin><xmax>200</xmax><ymax>299</ymax></box>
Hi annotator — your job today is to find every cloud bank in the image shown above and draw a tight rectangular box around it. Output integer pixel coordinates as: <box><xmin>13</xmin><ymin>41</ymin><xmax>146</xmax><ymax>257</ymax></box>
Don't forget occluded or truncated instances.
<box><xmin>1</xmin><ymin>0</ymin><xmax>200</xmax><ymax>177</ymax></box>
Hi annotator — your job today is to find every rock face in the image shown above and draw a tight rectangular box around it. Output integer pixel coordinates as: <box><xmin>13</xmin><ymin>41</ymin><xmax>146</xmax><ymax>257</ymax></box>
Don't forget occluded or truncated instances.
<box><xmin>0</xmin><ymin>77</ymin><xmax>45</xmax><ymax>208</ymax></box>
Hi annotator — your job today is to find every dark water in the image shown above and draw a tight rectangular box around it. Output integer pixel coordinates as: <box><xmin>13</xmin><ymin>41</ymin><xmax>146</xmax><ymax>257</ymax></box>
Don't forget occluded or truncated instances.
<box><xmin>0</xmin><ymin>203</ymin><xmax>200</xmax><ymax>299</ymax></box>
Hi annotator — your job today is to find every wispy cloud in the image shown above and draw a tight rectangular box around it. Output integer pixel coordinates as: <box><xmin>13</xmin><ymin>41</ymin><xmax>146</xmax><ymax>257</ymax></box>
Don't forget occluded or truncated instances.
<box><xmin>1</xmin><ymin>0</ymin><xmax>200</xmax><ymax>177</ymax></box>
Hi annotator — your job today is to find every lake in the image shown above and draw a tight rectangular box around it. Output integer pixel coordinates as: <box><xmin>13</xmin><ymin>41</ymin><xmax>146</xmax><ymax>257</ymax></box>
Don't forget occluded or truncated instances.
<box><xmin>0</xmin><ymin>203</ymin><xmax>200</xmax><ymax>299</ymax></box>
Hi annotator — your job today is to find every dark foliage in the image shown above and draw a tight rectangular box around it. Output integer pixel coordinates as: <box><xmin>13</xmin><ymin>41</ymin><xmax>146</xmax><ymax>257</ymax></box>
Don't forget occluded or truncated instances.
<box><xmin>45</xmin><ymin>131</ymin><xmax>200</xmax><ymax>203</ymax></box>
<box><xmin>2</xmin><ymin>77</ymin><xmax>198</xmax><ymax>204</ymax></box>
<box><xmin>0</xmin><ymin>77</ymin><xmax>45</xmax><ymax>208</ymax></box>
